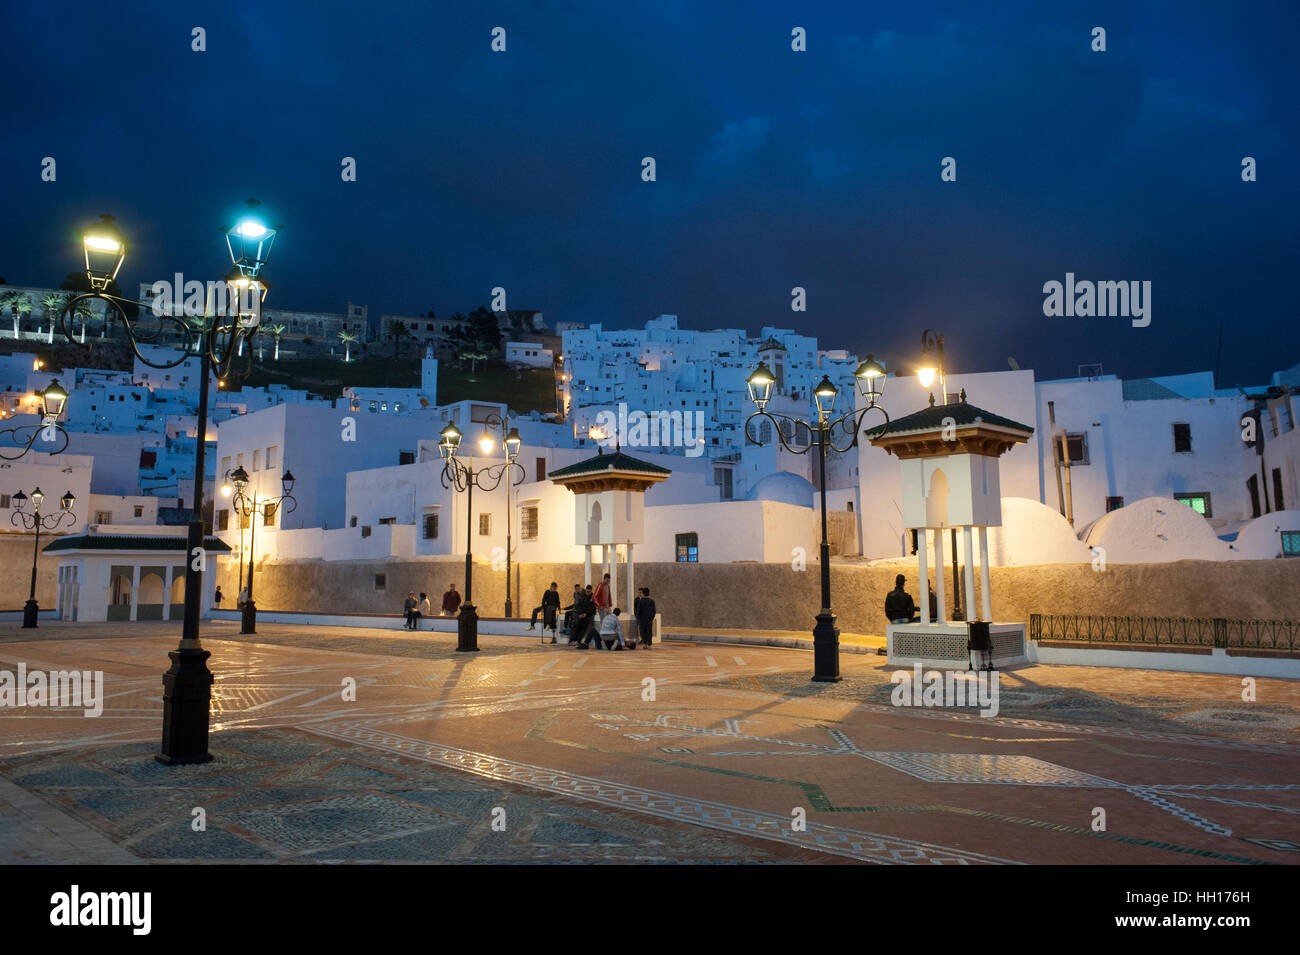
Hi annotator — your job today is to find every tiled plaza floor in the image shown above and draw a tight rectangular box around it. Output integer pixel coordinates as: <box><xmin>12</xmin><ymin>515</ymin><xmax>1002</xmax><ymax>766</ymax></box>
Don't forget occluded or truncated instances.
<box><xmin>1</xmin><ymin>619</ymin><xmax>1297</xmax><ymax>864</ymax></box>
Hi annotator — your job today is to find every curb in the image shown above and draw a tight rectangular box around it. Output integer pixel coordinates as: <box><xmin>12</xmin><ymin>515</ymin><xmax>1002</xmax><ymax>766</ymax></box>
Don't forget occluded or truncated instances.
<box><xmin>663</xmin><ymin>632</ymin><xmax>885</xmax><ymax>655</ymax></box>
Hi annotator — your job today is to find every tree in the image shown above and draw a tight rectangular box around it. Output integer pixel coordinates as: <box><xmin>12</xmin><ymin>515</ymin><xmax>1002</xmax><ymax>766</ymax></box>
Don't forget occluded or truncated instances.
<box><xmin>1</xmin><ymin>291</ymin><xmax>24</xmax><ymax>337</ymax></box>
<box><xmin>41</xmin><ymin>293</ymin><xmax>65</xmax><ymax>338</ymax></box>
<box><xmin>59</xmin><ymin>272</ymin><xmax>138</xmax><ymax>318</ymax></box>
<box><xmin>270</xmin><ymin>323</ymin><xmax>286</xmax><ymax>360</ymax></box>
<box><xmin>450</xmin><ymin>307</ymin><xmax>502</xmax><ymax>373</ymax></box>
<box><xmin>338</xmin><ymin>329</ymin><xmax>357</xmax><ymax>362</ymax></box>
<box><xmin>385</xmin><ymin>318</ymin><xmax>410</xmax><ymax>359</ymax></box>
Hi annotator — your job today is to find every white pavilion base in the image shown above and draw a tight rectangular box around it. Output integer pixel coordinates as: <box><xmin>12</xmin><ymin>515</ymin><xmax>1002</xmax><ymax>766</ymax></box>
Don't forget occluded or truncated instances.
<box><xmin>886</xmin><ymin>621</ymin><xmax>1028</xmax><ymax>670</ymax></box>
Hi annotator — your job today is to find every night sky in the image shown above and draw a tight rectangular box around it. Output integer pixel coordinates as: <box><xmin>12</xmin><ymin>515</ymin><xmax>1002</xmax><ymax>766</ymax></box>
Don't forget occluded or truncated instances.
<box><xmin>2</xmin><ymin>0</ymin><xmax>1296</xmax><ymax>387</ymax></box>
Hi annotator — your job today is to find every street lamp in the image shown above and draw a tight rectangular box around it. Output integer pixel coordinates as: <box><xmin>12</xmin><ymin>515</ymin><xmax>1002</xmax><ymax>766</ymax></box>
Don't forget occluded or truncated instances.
<box><xmin>10</xmin><ymin>487</ymin><xmax>77</xmax><ymax>628</ymax></box>
<box><xmin>1</xmin><ymin>380</ymin><xmax>71</xmax><ymax>460</ymax></box>
<box><xmin>56</xmin><ymin>202</ymin><xmax>280</xmax><ymax>765</ymax></box>
<box><xmin>917</xmin><ymin>328</ymin><xmax>963</xmax><ymax>618</ymax></box>
<box><xmin>476</xmin><ymin>413</ymin><xmax>524</xmax><ymax>616</ymax></box>
<box><xmin>440</xmin><ymin>420</ymin><xmax>524</xmax><ymax>649</ymax></box>
<box><xmin>222</xmin><ymin>465</ymin><xmax>297</xmax><ymax>635</ymax></box>
<box><xmin>745</xmin><ymin>355</ymin><xmax>889</xmax><ymax>682</ymax></box>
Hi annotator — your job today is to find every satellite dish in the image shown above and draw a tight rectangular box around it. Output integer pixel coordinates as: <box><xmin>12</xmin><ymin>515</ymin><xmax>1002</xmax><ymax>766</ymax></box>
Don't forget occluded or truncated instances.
<box><xmin>419</xmin><ymin>397</ymin><xmax>429</xmax><ymax>408</ymax></box>
<box><xmin>1007</xmin><ymin>357</ymin><xmax>1021</xmax><ymax>370</ymax></box>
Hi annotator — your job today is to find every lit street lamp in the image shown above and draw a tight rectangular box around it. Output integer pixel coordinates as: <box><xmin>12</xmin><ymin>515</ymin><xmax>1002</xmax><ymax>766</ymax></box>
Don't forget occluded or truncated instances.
<box><xmin>439</xmin><ymin>421</ymin><xmax>524</xmax><ymax>650</ymax></box>
<box><xmin>221</xmin><ymin>465</ymin><xmax>297</xmax><ymax>634</ymax></box>
<box><xmin>10</xmin><ymin>487</ymin><xmax>76</xmax><ymax>628</ymax></box>
<box><xmin>1</xmin><ymin>380</ymin><xmax>70</xmax><ymax>460</ymax></box>
<box><xmin>55</xmin><ymin>200</ymin><xmax>280</xmax><ymax>764</ymax></box>
<box><xmin>917</xmin><ymin>328</ymin><xmax>963</xmax><ymax>619</ymax></box>
<box><xmin>745</xmin><ymin>356</ymin><xmax>889</xmax><ymax>682</ymax></box>
<box><xmin>477</xmin><ymin>412</ymin><xmax>523</xmax><ymax>616</ymax></box>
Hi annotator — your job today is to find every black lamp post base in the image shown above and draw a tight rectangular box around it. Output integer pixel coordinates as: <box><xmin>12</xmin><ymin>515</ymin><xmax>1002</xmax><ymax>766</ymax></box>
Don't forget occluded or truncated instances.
<box><xmin>457</xmin><ymin>604</ymin><xmax>480</xmax><ymax>652</ymax></box>
<box><xmin>156</xmin><ymin>647</ymin><xmax>215</xmax><ymax>765</ymax></box>
<box><xmin>21</xmin><ymin>599</ymin><xmax>39</xmax><ymax>629</ymax></box>
<box><xmin>240</xmin><ymin>600</ymin><xmax>257</xmax><ymax>635</ymax></box>
<box><xmin>811</xmin><ymin>611</ymin><xmax>842</xmax><ymax>683</ymax></box>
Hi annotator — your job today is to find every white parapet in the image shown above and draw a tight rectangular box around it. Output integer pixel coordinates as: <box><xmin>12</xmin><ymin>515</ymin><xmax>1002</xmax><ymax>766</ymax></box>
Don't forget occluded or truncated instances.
<box><xmin>887</xmin><ymin>621</ymin><xmax>1028</xmax><ymax>670</ymax></box>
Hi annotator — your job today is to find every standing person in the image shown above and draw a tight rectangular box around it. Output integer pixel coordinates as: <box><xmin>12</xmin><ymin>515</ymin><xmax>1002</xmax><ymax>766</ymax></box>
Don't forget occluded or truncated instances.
<box><xmin>527</xmin><ymin>582</ymin><xmax>561</xmax><ymax>631</ymax></box>
<box><xmin>884</xmin><ymin>574</ymin><xmax>919</xmax><ymax>624</ymax></box>
<box><xmin>560</xmin><ymin>583</ymin><xmax>583</xmax><ymax>635</ymax></box>
<box><xmin>418</xmin><ymin>592</ymin><xmax>432</xmax><ymax>630</ymax></box>
<box><xmin>442</xmin><ymin>583</ymin><xmax>461</xmax><ymax>616</ymax></box>
<box><xmin>599</xmin><ymin>608</ymin><xmax>625</xmax><ymax>650</ymax></box>
<box><xmin>634</xmin><ymin>587</ymin><xmax>657</xmax><ymax>649</ymax></box>
<box><xmin>593</xmin><ymin>573</ymin><xmax>611</xmax><ymax>622</ymax></box>
<box><xmin>403</xmin><ymin>591</ymin><xmax>418</xmax><ymax>629</ymax></box>
<box><xmin>213</xmin><ymin>586</ymin><xmax>224</xmax><ymax>610</ymax></box>
<box><xmin>571</xmin><ymin>586</ymin><xmax>597</xmax><ymax>649</ymax></box>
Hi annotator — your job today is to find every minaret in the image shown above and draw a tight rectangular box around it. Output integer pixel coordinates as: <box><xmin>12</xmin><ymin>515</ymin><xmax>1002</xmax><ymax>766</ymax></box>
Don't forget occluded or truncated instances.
<box><xmin>422</xmin><ymin>342</ymin><xmax>438</xmax><ymax>404</ymax></box>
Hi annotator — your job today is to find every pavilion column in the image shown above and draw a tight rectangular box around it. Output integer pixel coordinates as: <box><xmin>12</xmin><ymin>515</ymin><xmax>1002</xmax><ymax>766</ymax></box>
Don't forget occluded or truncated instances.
<box><xmin>626</xmin><ymin>543</ymin><xmax>635</xmax><ymax>621</ymax></box>
<box><xmin>609</xmin><ymin>544</ymin><xmax>618</xmax><ymax>612</ymax></box>
<box><xmin>163</xmin><ymin>565</ymin><xmax>174</xmax><ymax>622</ymax></box>
<box><xmin>962</xmin><ymin>526</ymin><xmax>976</xmax><ymax>622</ymax></box>
<box><xmin>584</xmin><ymin>544</ymin><xmax>592</xmax><ymax>587</ymax></box>
<box><xmin>978</xmin><ymin>526</ymin><xmax>993</xmax><ymax>621</ymax></box>
<box><xmin>130</xmin><ymin>564</ymin><xmax>140</xmax><ymax>622</ymax></box>
<box><xmin>917</xmin><ymin>528</ymin><xmax>931</xmax><ymax>625</ymax></box>
<box><xmin>933</xmin><ymin>529</ymin><xmax>947</xmax><ymax>623</ymax></box>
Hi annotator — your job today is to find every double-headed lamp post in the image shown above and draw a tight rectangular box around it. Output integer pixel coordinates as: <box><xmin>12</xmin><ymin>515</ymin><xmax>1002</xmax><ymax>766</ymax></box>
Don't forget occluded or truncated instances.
<box><xmin>220</xmin><ymin>465</ymin><xmax>297</xmax><ymax>635</ymax></box>
<box><xmin>63</xmin><ymin>200</ymin><xmax>280</xmax><ymax>764</ymax></box>
<box><xmin>438</xmin><ymin>422</ymin><xmax>523</xmax><ymax>651</ymax></box>
<box><xmin>745</xmin><ymin>357</ymin><xmax>889</xmax><ymax>682</ymax></box>
<box><xmin>477</xmin><ymin>413</ymin><xmax>524</xmax><ymax>616</ymax></box>
<box><xmin>10</xmin><ymin>487</ymin><xmax>76</xmax><ymax>628</ymax></box>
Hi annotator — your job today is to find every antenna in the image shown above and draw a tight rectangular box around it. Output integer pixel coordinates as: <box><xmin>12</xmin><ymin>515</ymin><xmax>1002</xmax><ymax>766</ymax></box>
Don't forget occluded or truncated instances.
<box><xmin>1007</xmin><ymin>357</ymin><xmax>1020</xmax><ymax>371</ymax></box>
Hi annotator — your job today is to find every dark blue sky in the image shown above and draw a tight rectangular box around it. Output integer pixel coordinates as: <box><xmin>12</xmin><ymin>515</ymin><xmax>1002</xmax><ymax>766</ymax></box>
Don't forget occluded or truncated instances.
<box><xmin>2</xmin><ymin>1</ymin><xmax>1296</xmax><ymax>386</ymax></box>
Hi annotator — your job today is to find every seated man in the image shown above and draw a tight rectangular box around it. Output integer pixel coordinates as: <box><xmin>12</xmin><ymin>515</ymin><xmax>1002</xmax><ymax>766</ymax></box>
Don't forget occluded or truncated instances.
<box><xmin>884</xmin><ymin>574</ymin><xmax>918</xmax><ymax>624</ymax></box>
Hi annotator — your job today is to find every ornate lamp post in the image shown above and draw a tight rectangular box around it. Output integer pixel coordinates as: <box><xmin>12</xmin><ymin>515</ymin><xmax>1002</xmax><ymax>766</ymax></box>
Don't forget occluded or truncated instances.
<box><xmin>745</xmin><ymin>356</ymin><xmax>889</xmax><ymax>682</ymax></box>
<box><xmin>55</xmin><ymin>200</ymin><xmax>279</xmax><ymax>764</ymax></box>
<box><xmin>10</xmin><ymin>488</ymin><xmax>76</xmax><ymax>628</ymax></box>
<box><xmin>476</xmin><ymin>413</ymin><xmax>523</xmax><ymax>616</ymax></box>
<box><xmin>1</xmin><ymin>380</ymin><xmax>70</xmax><ymax>460</ymax></box>
<box><xmin>439</xmin><ymin>422</ymin><xmax>523</xmax><ymax>650</ymax></box>
<box><xmin>917</xmin><ymin>329</ymin><xmax>962</xmax><ymax>618</ymax></box>
<box><xmin>220</xmin><ymin>465</ymin><xmax>297</xmax><ymax>634</ymax></box>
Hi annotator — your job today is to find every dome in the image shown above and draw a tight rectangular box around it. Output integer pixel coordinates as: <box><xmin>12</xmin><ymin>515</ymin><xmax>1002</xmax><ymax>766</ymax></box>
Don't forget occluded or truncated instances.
<box><xmin>746</xmin><ymin>471</ymin><xmax>815</xmax><ymax>508</ymax></box>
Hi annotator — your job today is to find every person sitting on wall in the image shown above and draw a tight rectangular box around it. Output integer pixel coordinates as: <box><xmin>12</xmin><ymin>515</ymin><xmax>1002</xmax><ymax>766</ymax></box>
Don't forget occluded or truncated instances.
<box><xmin>403</xmin><ymin>591</ymin><xmax>418</xmax><ymax>630</ymax></box>
<box><xmin>442</xmin><ymin>583</ymin><xmax>461</xmax><ymax>616</ymax></box>
<box><xmin>417</xmin><ymin>592</ymin><xmax>431</xmax><ymax>630</ymax></box>
<box><xmin>884</xmin><ymin>574</ymin><xmax>919</xmax><ymax>624</ymax></box>
<box><xmin>527</xmin><ymin>582</ymin><xmax>561</xmax><ymax>635</ymax></box>
<box><xmin>560</xmin><ymin>583</ymin><xmax>583</xmax><ymax>635</ymax></box>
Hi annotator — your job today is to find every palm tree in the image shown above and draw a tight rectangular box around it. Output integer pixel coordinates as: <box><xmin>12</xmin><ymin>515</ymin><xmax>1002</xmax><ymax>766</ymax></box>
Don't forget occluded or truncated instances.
<box><xmin>1</xmin><ymin>292</ymin><xmax>17</xmax><ymax>337</ymax></box>
<box><xmin>338</xmin><ymin>329</ymin><xmax>357</xmax><ymax>362</ymax></box>
<box><xmin>41</xmin><ymin>293</ymin><xmax>65</xmax><ymax>339</ymax></box>
<box><xmin>270</xmin><ymin>323</ymin><xmax>286</xmax><ymax>360</ymax></box>
<box><xmin>73</xmin><ymin>299</ymin><xmax>92</xmax><ymax>343</ymax></box>
<box><xmin>15</xmin><ymin>298</ymin><xmax>33</xmax><ymax>338</ymax></box>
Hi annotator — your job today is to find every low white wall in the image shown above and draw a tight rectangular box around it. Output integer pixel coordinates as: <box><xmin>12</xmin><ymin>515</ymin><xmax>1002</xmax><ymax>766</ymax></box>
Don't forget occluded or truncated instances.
<box><xmin>1028</xmin><ymin>642</ymin><xmax>1300</xmax><ymax>679</ymax></box>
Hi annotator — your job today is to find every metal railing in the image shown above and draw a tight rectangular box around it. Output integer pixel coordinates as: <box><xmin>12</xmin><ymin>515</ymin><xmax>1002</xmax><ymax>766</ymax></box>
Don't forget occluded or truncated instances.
<box><xmin>1029</xmin><ymin>614</ymin><xmax>1299</xmax><ymax>652</ymax></box>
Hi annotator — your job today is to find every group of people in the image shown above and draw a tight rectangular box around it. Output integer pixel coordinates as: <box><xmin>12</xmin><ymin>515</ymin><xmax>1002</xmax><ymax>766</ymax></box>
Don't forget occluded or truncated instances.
<box><xmin>402</xmin><ymin>583</ymin><xmax>463</xmax><ymax>630</ymax></box>
<box><xmin>525</xmin><ymin>575</ymin><xmax>657</xmax><ymax>651</ymax></box>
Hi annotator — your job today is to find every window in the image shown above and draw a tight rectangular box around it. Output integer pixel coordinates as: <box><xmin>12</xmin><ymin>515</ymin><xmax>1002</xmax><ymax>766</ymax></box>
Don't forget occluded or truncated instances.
<box><xmin>1282</xmin><ymin>531</ymin><xmax>1300</xmax><ymax>557</ymax></box>
<box><xmin>536</xmin><ymin>457</ymin><xmax>547</xmax><ymax>482</ymax></box>
<box><xmin>1274</xmin><ymin>468</ymin><xmax>1285</xmax><ymax>511</ymax></box>
<box><xmin>713</xmin><ymin>467</ymin><xmax>733</xmax><ymax>500</ymax></box>
<box><xmin>217</xmin><ymin>509</ymin><xmax>230</xmax><ymax>531</ymax></box>
<box><xmin>1247</xmin><ymin>475</ymin><xmax>1261</xmax><ymax>519</ymax></box>
<box><xmin>521</xmin><ymin>505</ymin><xmax>539</xmax><ymax>541</ymax></box>
<box><xmin>0</xmin><ymin>494</ymin><xmax>9</xmax><ymax>509</ymax></box>
<box><xmin>361</xmin><ymin>525</ymin><xmax>372</xmax><ymax>538</ymax></box>
<box><xmin>253</xmin><ymin>449</ymin><xmax>262</xmax><ymax>471</ymax></box>
<box><xmin>378</xmin><ymin>516</ymin><xmax>396</xmax><ymax>525</ymax></box>
<box><xmin>263</xmin><ymin>502</ymin><xmax>277</xmax><ymax>526</ymax></box>
<box><xmin>1054</xmin><ymin>433</ymin><xmax>1089</xmax><ymax>466</ymax></box>
<box><xmin>423</xmin><ymin>512</ymin><xmax>439</xmax><ymax>540</ymax></box>
<box><xmin>350</xmin><ymin>515</ymin><xmax>358</xmax><ymax>527</ymax></box>
<box><xmin>133</xmin><ymin>505</ymin><xmax>144</xmax><ymax>518</ymax></box>
<box><xmin>399</xmin><ymin>451</ymin><xmax>416</xmax><ymax>465</ymax></box>
<box><xmin>141</xmin><ymin>450</ymin><xmax>157</xmax><ymax>469</ymax></box>
<box><xmin>1105</xmin><ymin>496</ymin><xmax>1124</xmax><ymax>512</ymax></box>
<box><xmin>94</xmin><ymin>510</ymin><xmax>112</xmax><ymax>524</ymax></box>
<box><xmin>479</xmin><ymin>513</ymin><xmax>492</xmax><ymax>536</ymax></box>
<box><xmin>266</xmin><ymin>446</ymin><xmax>278</xmax><ymax>469</ymax></box>
<box><xmin>1172</xmin><ymin>423</ymin><xmax>1192</xmax><ymax>453</ymax></box>
<box><xmin>1173</xmin><ymin>492</ymin><xmax>1212</xmax><ymax>518</ymax></box>
<box><xmin>676</xmin><ymin>532</ymin><xmax>699</xmax><ymax>563</ymax></box>
<box><xmin>374</xmin><ymin>574</ymin><xmax>386</xmax><ymax>590</ymax></box>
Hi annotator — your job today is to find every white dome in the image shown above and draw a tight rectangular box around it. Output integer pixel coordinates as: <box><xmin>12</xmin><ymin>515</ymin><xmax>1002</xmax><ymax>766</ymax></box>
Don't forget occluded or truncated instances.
<box><xmin>747</xmin><ymin>471</ymin><xmax>815</xmax><ymax>508</ymax></box>
<box><xmin>1084</xmin><ymin>496</ymin><xmax>1233</xmax><ymax>563</ymax></box>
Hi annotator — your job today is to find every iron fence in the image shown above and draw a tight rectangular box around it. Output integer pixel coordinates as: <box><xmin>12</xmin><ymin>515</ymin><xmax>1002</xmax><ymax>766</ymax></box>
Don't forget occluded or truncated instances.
<box><xmin>1029</xmin><ymin>614</ymin><xmax>1299</xmax><ymax>651</ymax></box>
